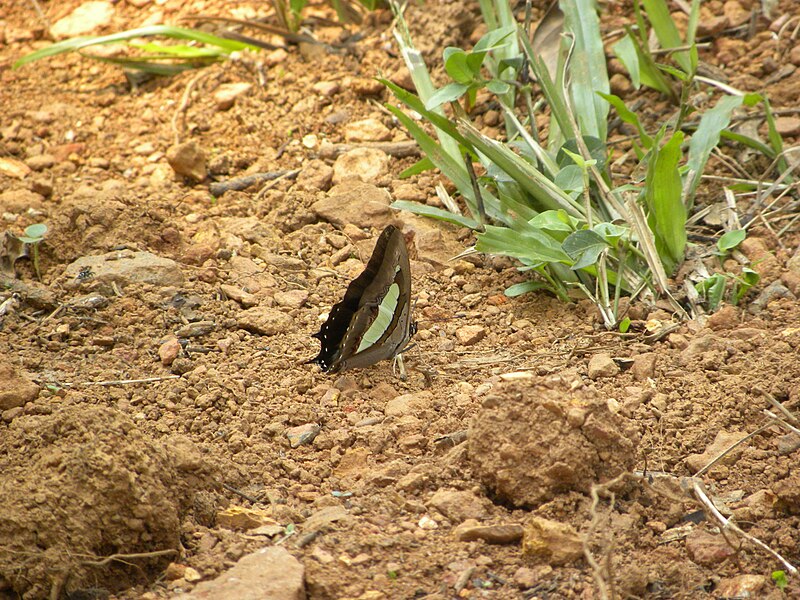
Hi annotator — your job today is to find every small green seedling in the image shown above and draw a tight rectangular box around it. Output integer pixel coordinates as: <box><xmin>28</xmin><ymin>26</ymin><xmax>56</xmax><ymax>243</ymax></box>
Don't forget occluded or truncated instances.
<box><xmin>15</xmin><ymin>223</ymin><xmax>47</xmax><ymax>281</ymax></box>
<box><xmin>772</xmin><ymin>570</ymin><xmax>788</xmax><ymax>590</ymax></box>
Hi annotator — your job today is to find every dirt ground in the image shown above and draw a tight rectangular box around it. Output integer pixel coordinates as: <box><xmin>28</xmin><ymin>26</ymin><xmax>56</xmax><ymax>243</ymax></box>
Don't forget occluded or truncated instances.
<box><xmin>1</xmin><ymin>0</ymin><xmax>800</xmax><ymax>598</ymax></box>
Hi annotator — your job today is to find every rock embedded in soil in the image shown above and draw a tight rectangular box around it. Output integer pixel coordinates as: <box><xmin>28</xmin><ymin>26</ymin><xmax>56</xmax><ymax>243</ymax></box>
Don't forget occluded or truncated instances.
<box><xmin>685</xmin><ymin>430</ymin><xmax>748</xmax><ymax>473</ymax></box>
<box><xmin>521</xmin><ymin>517</ymin><xmax>583</xmax><ymax>565</ymax></box>
<box><xmin>50</xmin><ymin>1</ymin><xmax>114</xmax><ymax>38</ymax></box>
<box><xmin>166</xmin><ymin>141</ymin><xmax>207</xmax><ymax>182</ymax></box>
<box><xmin>468</xmin><ymin>375</ymin><xmax>639</xmax><ymax>507</ymax></box>
<box><xmin>63</xmin><ymin>250</ymin><xmax>184</xmax><ymax>289</ymax></box>
<box><xmin>630</xmin><ymin>352</ymin><xmax>657</xmax><ymax>381</ymax></box>
<box><xmin>455</xmin><ymin>325</ymin><xmax>486</xmax><ymax>345</ymax></box>
<box><xmin>587</xmin><ymin>353</ymin><xmax>619</xmax><ymax>379</ymax></box>
<box><xmin>236</xmin><ymin>306</ymin><xmax>293</xmax><ymax>335</ymax></box>
<box><xmin>685</xmin><ymin>529</ymin><xmax>736</xmax><ymax>567</ymax></box>
<box><xmin>311</xmin><ymin>181</ymin><xmax>392</xmax><ymax>229</ymax></box>
<box><xmin>0</xmin><ymin>362</ymin><xmax>39</xmax><ymax>410</ymax></box>
<box><xmin>453</xmin><ymin>520</ymin><xmax>524</xmax><ymax>544</ymax></box>
<box><xmin>428</xmin><ymin>489</ymin><xmax>486</xmax><ymax>522</ymax></box>
<box><xmin>176</xmin><ymin>546</ymin><xmax>304</xmax><ymax>600</ymax></box>
<box><xmin>716</xmin><ymin>575</ymin><xmax>772</xmax><ymax>599</ymax></box>
<box><xmin>286</xmin><ymin>423</ymin><xmax>321</xmax><ymax>448</ymax></box>
<box><xmin>213</xmin><ymin>82</ymin><xmax>253</xmax><ymax>111</ymax></box>
<box><xmin>344</xmin><ymin>118</ymin><xmax>393</xmax><ymax>143</ymax></box>
<box><xmin>331</xmin><ymin>148</ymin><xmax>390</xmax><ymax>184</ymax></box>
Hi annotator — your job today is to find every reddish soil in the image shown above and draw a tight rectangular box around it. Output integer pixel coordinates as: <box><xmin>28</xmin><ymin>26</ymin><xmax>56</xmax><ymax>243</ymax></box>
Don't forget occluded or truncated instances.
<box><xmin>1</xmin><ymin>0</ymin><xmax>800</xmax><ymax>599</ymax></box>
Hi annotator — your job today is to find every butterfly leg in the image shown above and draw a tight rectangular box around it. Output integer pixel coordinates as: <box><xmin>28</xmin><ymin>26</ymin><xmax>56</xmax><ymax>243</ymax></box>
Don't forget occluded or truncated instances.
<box><xmin>392</xmin><ymin>353</ymin><xmax>407</xmax><ymax>381</ymax></box>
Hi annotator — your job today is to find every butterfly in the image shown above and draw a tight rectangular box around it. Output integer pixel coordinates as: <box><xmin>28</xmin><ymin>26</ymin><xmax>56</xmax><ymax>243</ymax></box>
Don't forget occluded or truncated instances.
<box><xmin>307</xmin><ymin>225</ymin><xmax>416</xmax><ymax>375</ymax></box>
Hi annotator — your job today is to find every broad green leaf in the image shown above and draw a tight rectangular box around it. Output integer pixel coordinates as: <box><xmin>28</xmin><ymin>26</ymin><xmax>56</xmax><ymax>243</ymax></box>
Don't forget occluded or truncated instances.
<box><xmin>593</xmin><ymin>222</ymin><xmax>628</xmax><ymax>244</ymax></box>
<box><xmin>473</xmin><ymin>25</ymin><xmax>516</xmax><ymax>53</ymax></box>
<box><xmin>390</xmin><ymin>201</ymin><xmax>479</xmax><ymax>229</ymax></box>
<box><xmin>619</xmin><ymin>316</ymin><xmax>632</xmax><ymax>333</ymax></box>
<box><xmin>554</xmin><ymin>164</ymin><xmax>584</xmax><ymax>193</ymax></box>
<box><xmin>645</xmin><ymin>131</ymin><xmax>686</xmax><ymax>273</ymax></box>
<box><xmin>476</xmin><ymin>224</ymin><xmax>572</xmax><ymax>265</ymax></box>
<box><xmin>486</xmin><ymin>79</ymin><xmax>511</xmax><ymax>95</ymax></box>
<box><xmin>717</xmin><ymin>229</ymin><xmax>746</xmax><ymax>253</ymax></box>
<box><xmin>695</xmin><ymin>273</ymin><xmax>726</xmax><ymax>311</ymax></box>
<box><xmin>563</xmin><ymin>229</ymin><xmax>608</xmax><ymax>270</ymax></box>
<box><xmin>733</xmin><ymin>267</ymin><xmax>759</xmax><ymax>304</ymax></box>
<box><xmin>24</xmin><ymin>224</ymin><xmax>48</xmax><ymax>239</ymax></box>
<box><xmin>443</xmin><ymin>48</ymin><xmax>474</xmax><ymax>84</ymax></box>
<box><xmin>425</xmin><ymin>83</ymin><xmax>469</xmax><ymax>110</ymax></box>
<box><xmin>684</xmin><ymin>95</ymin><xmax>743</xmax><ymax>207</ymax></box>
<box><xmin>612</xmin><ymin>34</ymin><xmax>640</xmax><ymax>89</ymax></box>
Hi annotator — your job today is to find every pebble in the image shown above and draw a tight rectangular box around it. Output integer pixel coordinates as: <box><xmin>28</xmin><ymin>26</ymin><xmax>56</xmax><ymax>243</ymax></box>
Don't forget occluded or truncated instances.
<box><xmin>685</xmin><ymin>430</ymin><xmax>747</xmax><ymax>472</ymax></box>
<box><xmin>274</xmin><ymin>289</ymin><xmax>309</xmax><ymax>308</ymax></box>
<box><xmin>174</xmin><ymin>547</ymin><xmax>304</xmax><ymax>600</ymax></box>
<box><xmin>0</xmin><ymin>157</ymin><xmax>31</xmax><ymax>179</ymax></box>
<box><xmin>312</xmin><ymin>81</ymin><xmax>340</xmax><ymax>97</ymax></box>
<box><xmin>332</xmin><ymin>148</ymin><xmax>390</xmax><ymax>184</ymax></box>
<box><xmin>428</xmin><ymin>489</ymin><xmax>486</xmax><ymax>522</ymax></box>
<box><xmin>158</xmin><ymin>337</ymin><xmax>181</xmax><ymax>366</ymax></box>
<box><xmin>384</xmin><ymin>392</ymin><xmax>432</xmax><ymax>417</ymax></box>
<box><xmin>453</xmin><ymin>519</ymin><xmax>524</xmax><ymax>544</ymax></box>
<box><xmin>286</xmin><ymin>423</ymin><xmax>320</xmax><ymax>448</ymax></box>
<box><xmin>166</xmin><ymin>141</ymin><xmax>207</xmax><ymax>182</ymax></box>
<box><xmin>716</xmin><ymin>575</ymin><xmax>769</xmax><ymax>598</ymax></box>
<box><xmin>63</xmin><ymin>250</ymin><xmax>184</xmax><ymax>289</ymax></box>
<box><xmin>455</xmin><ymin>325</ymin><xmax>485</xmax><ymax>345</ymax></box>
<box><xmin>25</xmin><ymin>154</ymin><xmax>55</xmax><ymax>171</ymax></box>
<box><xmin>219</xmin><ymin>284</ymin><xmax>258</xmax><ymax>307</ymax></box>
<box><xmin>685</xmin><ymin>529</ymin><xmax>736</xmax><ymax>567</ymax></box>
<box><xmin>237</xmin><ymin>307</ymin><xmax>293</xmax><ymax>336</ymax></box>
<box><xmin>344</xmin><ymin>118</ymin><xmax>392</xmax><ymax>143</ymax></box>
<box><xmin>630</xmin><ymin>352</ymin><xmax>656</xmax><ymax>380</ymax></box>
<box><xmin>214</xmin><ymin>82</ymin><xmax>253</xmax><ymax>111</ymax></box>
<box><xmin>175</xmin><ymin>321</ymin><xmax>215</xmax><ymax>338</ymax></box>
<box><xmin>521</xmin><ymin>516</ymin><xmax>583</xmax><ymax>565</ymax></box>
<box><xmin>775</xmin><ymin>116</ymin><xmax>800</xmax><ymax>137</ymax></box>
<box><xmin>311</xmin><ymin>181</ymin><xmax>392</xmax><ymax>229</ymax></box>
<box><xmin>588</xmin><ymin>353</ymin><xmax>619</xmax><ymax>379</ymax></box>
<box><xmin>50</xmin><ymin>1</ymin><xmax>114</xmax><ymax>38</ymax></box>
<box><xmin>0</xmin><ymin>363</ymin><xmax>39</xmax><ymax>410</ymax></box>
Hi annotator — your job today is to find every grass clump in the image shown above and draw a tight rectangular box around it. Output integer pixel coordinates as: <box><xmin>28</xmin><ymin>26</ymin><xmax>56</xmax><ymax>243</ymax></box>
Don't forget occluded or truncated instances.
<box><xmin>385</xmin><ymin>0</ymin><xmax>785</xmax><ymax>326</ymax></box>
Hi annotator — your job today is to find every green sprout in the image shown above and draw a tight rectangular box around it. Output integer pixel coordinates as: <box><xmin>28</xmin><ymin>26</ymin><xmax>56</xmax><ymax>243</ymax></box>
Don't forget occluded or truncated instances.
<box><xmin>15</xmin><ymin>223</ymin><xmax>47</xmax><ymax>281</ymax></box>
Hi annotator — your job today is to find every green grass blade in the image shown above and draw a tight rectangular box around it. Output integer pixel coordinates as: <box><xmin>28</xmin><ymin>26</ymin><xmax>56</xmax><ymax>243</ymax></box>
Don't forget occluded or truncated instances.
<box><xmin>390</xmin><ymin>201</ymin><xmax>479</xmax><ymax>228</ymax></box>
<box><xmin>684</xmin><ymin>94</ymin><xmax>742</xmax><ymax>207</ymax></box>
<box><xmin>598</xmin><ymin>92</ymin><xmax>653</xmax><ymax>148</ymax></box>
<box><xmin>640</xmin><ymin>0</ymin><xmax>690</xmax><ymax>72</ymax></box>
<box><xmin>718</xmin><ymin>130</ymin><xmax>774</xmax><ymax>159</ymax></box>
<box><xmin>612</xmin><ymin>34</ymin><xmax>641</xmax><ymax>89</ymax></box>
<box><xmin>14</xmin><ymin>25</ymin><xmax>257</xmax><ymax>68</ymax></box>
<box><xmin>645</xmin><ymin>131</ymin><xmax>686</xmax><ymax>273</ymax></box>
<box><xmin>560</xmin><ymin>0</ymin><xmax>609</xmax><ymax>141</ymax></box>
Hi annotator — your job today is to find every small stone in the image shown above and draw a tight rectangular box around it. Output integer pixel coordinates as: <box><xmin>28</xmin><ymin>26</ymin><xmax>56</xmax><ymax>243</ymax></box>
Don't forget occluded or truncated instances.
<box><xmin>25</xmin><ymin>154</ymin><xmax>56</xmax><ymax>171</ymax></box>
<box><xmin>454</xmin><ymin>520</ymin><xmax>524</xmax><ymax>544</ymax></box>
<box><xmin>159</xmin><ymin>336</ymin><xmax>181</xmax><ymax>366</ymax></box>
<box><xmin>350</xmin><ymin>78</ymin><xmax>384</xmax><ymax>96</ymax></box>
<box><xmin>175</xmin><ymin>547</ymin><xmax>303</xmax><ymax>600</ymax></box>
<box><xmin>237</xmin><ymin>307</ymin><xmax>293</xmax><ymax>336</ymax></box>
<box><xmin>183</xmin><ymin>567</ymin><xmax>202</xmax><ymax>583</ymax></box>
<box><xmin>174</xmin><ymin>321</ymin><xmax>215</xmax><ymax>338</ymax></box>
<box><xmin>312</xmin><ymin>81</ymin><xmax>340</xmax><ymax>96</ymax></box>
<box><xmin>286</xmin><ymin>423</ymin><xmax>320</xmax><ymax>448</ymax></box>
<box><xmin>722</xmin><ymin>0</ymin><xmax>750</xmax><ymax>26</ymax></box>
<box><xmin>716</xmin><ymin>575</ymin><xmax>769</xmax><ymax>598</ymax></box>
<box><xmin>166</xmin><ymin>141</ymin><xmax>207</xmax><ymax>182</ymax></box>
<box><xmin>630</xmin><ymin>352</ymin><xmax>656</xmax><ymax>380</ymax></box>
<box><xmin>392</xmin><ymin>182</ymin><xmax>426</xmax><ymax>202</ymax></box>
<box><xmin>418</xmin><ymin>515</ymin><xmax>438</xmax><ymax>529</ymax></box>
<box><xmin>384</xmin><ymin>392</ymin><xmax>431</xmax><ymax>417</ymax></box>
<box><xmin>164</xmin><ymin>563</ymin><xmax>187</xmax><ymax>581</ymax></box>
<box><xmin>133</xmin><ymin>141</ymin><xmax>156</xmax><ymax>156</ymax></box>
<box><xmin>776</xmin><ymin>433</ymin><xmax>800</xmax><ymax>455</ymax></box>
<box><xmin>706</xmin><ymin>305</ymin><xmax>739</xmax><ymax>330</ymax></box>
<box><xmin>295</xmin><ymin>159</ymin><xmax>333</xmax><ymax>192</ymax></box>
<box><xmin>214</xmin><ymin>82</ymin><xmax>253</xmax><ymax>111</ymax></box>
<box><xmin>304</xmin><ymin>505</ymin><xmax>349</xmax><ymax>532</ymax></box>
<box><xmin>311</xmin><ymin>181</ymin><xmax>392</xmax><ymax>229</ymax></box>
<box><xmin>332</xmin><ymin>148</ymin><xmax>390</xmax><ymax>184</ymax></box>
<box><xmin>265</xmin><ymin>48</ymin><xmax>288</xmax><ymax>66</ymax></box>
<box><xmin>0</xmin><ymin>157</ymin><xmax>31</xmax><ymax>179</ymax></box>
<box><xmin>274</xmin><ymin>289</ymin><xmax>309</xmax><ymax>308</ymax></box>
<box><xmin>775</xmin><ymin>116</ymin><xmax>800</xmax><ymax>137</ymax></box>
<box><xmin>685</xmin><ymin>529</ymin><xmax>736</xmax><ymax>567</ymax></box>
<box><xmin>609</xmin><ymin>73</ymin><xmax>631</xmax><ymax>96</ymax></box>
<box><xmin>345</xmin><ymin>118</ymin><xmax>392</xmax><ymax>143</ymax></box>
<box><xmin>521</xmin><ymin>517</ymin><xmax>583</xmax><ymax>565</ymax></box>
<box><xmin>50</xmin><ymin>1</ymin><xmax>114</xmax><ymax>39</ymax></box>
<box><xmin>685</xmin><ymin>430</ymin><xmax>748</xmax><ymax>473</ymax></box>
<box><xmin>217</xmin><ymin>507</ymin><xmax>280</xmax><ymax>531</ymax></box>
<box><xmin>455</xmin><ymin>325</ymin><xmax>485</xmax><ymax>346</ymax></box>
<box><xmin>428</xmin><ymin>489</ymin><xmax>486</xmax><ymax>522</ymax></box>
<box><xmin>588</xmin><ymin>353</ymin><xmax>619</xmax><ymax>379</ymax></box>
<box><xmin>220</xmin><ymin>284</ymin><xmax>258</xmax><ymax>307</ymax></box>
<box><xmin>2</xmin><ymin>407</ymin><xmax>24</xmax><ymax>423</ymax></box>
<box><xmin>0</xmin><ymin>363</ymin><xmax>39</xmax><ymax>410</ymax></box>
